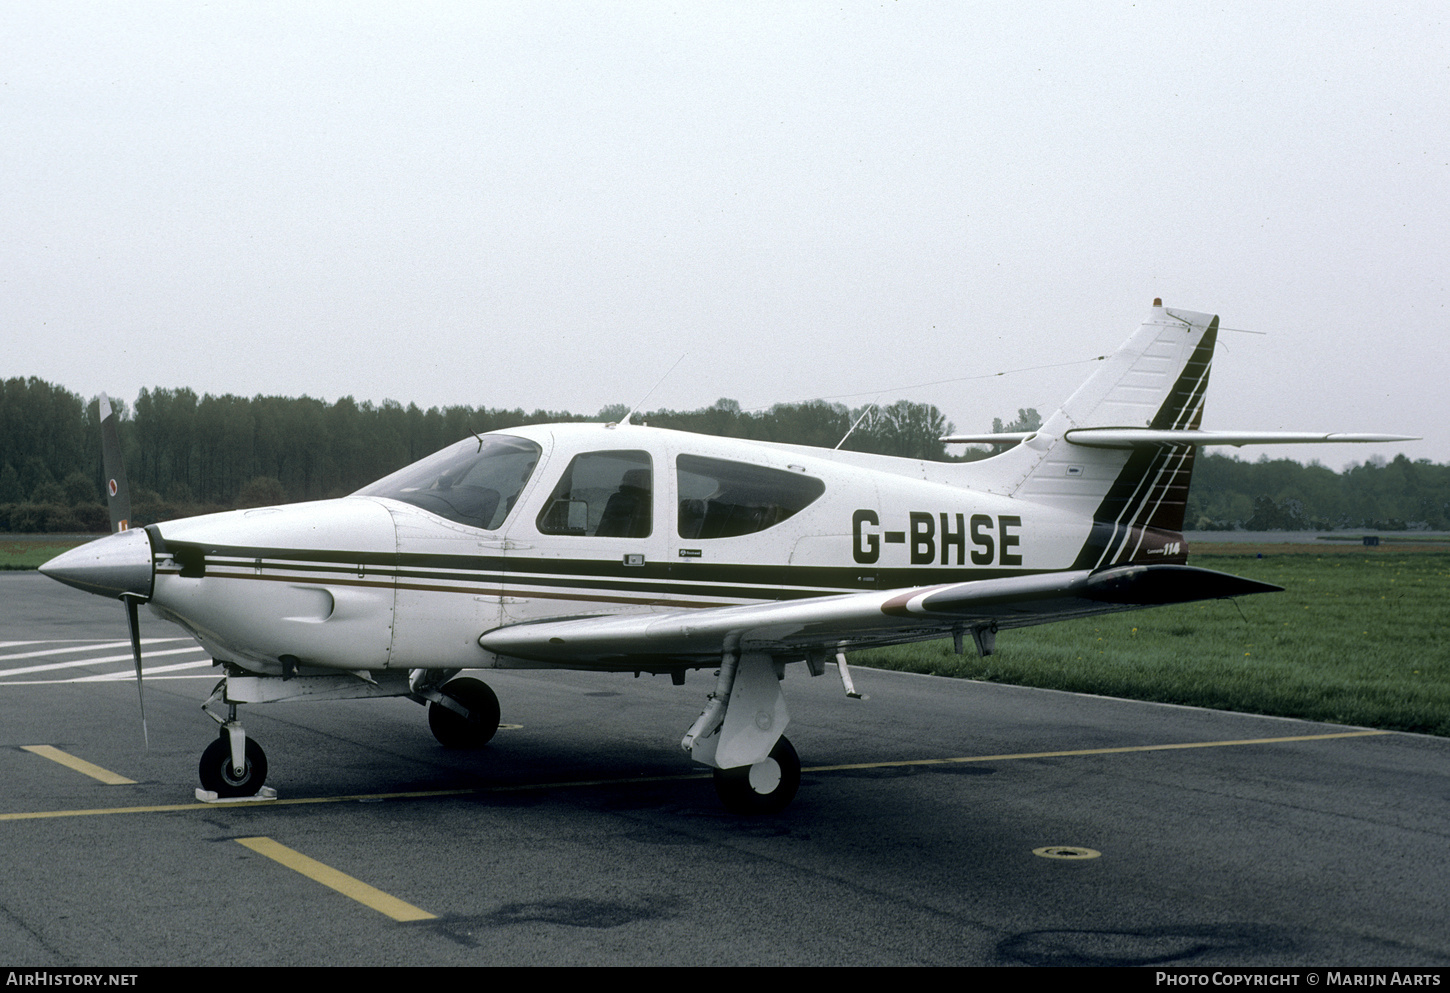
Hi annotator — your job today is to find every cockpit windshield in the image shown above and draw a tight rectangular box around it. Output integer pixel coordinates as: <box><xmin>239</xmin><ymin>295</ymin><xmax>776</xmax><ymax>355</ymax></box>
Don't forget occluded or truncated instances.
<box><xmin>354</xmin><ymin>434</ymin><xmax>542</xmax><ymax>531</ymax></box>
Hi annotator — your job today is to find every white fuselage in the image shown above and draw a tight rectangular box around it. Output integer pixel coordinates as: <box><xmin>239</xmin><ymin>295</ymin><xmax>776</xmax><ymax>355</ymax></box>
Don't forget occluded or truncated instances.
<box><xmin>144</xmin><ymin>422</ymin><xmax>1090</xmax><ymax>676</ymax></box>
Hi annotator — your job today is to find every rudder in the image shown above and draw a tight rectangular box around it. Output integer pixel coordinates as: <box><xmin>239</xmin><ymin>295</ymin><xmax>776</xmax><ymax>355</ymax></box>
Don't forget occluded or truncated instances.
<box><xmin>994</xmin><ymin>302</ymin><xmax>1219</xmax><ymax>567</ymax></box>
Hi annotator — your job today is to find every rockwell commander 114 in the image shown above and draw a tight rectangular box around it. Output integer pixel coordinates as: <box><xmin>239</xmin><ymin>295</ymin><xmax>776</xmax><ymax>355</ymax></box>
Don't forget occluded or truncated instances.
<box><xmin>39</xmin><ymin>301</ymin><xmax>1414</xmax><ymax>813</ymax></box>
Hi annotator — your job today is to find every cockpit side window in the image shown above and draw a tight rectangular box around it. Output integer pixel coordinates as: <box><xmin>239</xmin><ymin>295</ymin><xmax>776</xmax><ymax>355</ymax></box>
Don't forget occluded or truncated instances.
<box><xmin>354</xmin><ymin>434</ymin><xmax>541</xmax><ymax>531</ymax></box>
<box><xmin>537</xmin><ymin>451</ymin><xmax>653</xmax><ymax>538</ymax></box>
<box><xmin>677</xmin><ymin>455</ymin><xmax>825</xmax><ymax>539</ymax></box>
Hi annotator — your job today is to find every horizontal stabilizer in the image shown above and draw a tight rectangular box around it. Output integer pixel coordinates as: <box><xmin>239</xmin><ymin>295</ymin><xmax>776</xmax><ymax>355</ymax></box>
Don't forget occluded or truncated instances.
<box><xmin>942</xmin><ymin>430</ymin><xmax>1417</xmax><ymax>449</ymax></box>
<box><xmin>1060</xmin><ymin>429</ymin><xmax>1419</xmax><ymax>449</ymax></box>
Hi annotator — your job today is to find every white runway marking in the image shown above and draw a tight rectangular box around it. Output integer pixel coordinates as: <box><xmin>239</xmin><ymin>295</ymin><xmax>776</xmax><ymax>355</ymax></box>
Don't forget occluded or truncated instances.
<box><xmin>0</xmin><ymin>638</ymin><xmax>191</xmax><ymax>662</ymax></box>
<box><xmin>76</xmin><ymin>659</ymin><xmax>215</xmax><ymax>681</ymax></box>
<box><xmin>0</xmin><ymin>639</ymin><xmax>212</xmax><ymax>683</ymax></box>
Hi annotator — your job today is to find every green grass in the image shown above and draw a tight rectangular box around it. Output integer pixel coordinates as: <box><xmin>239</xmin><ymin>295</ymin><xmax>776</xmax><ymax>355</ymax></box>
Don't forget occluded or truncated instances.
<box><xmin>855</xmin><ymin>552</ymin><xmax>1450</xmax><ymax>738</ymax></box>
<box><xmin>0</xmin><ymin>537</ymin><xmax>92</xmax><ymax>570</ymax></box>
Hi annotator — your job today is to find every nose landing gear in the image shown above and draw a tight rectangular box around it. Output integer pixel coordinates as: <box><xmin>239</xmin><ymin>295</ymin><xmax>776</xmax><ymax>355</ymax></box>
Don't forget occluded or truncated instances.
<box><xmin>198</xmin><ymin>732</ymin><xmax>268</xmax><ymax>798</ymax></box>
<box><xmin>197</xmin><ymin>677</ymin><xmax>272</xmax><ymax>801</ymax></box>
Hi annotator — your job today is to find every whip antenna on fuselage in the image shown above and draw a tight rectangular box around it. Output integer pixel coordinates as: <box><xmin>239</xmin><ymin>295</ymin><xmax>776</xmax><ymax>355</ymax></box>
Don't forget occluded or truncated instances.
<box><xmin>615</xmin><ymin>352</ymin><xmax>687</xmax><ymax>427</ymax></box>
<box><xmin>834</xmin><ymin>403</ymin><xmax>876</xmax><ymax>450</ymax></box>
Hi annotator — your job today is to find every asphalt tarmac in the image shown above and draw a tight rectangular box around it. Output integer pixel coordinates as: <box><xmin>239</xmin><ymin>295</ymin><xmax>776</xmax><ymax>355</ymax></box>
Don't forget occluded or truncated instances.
<box><xmin>2</xmin><ymin>571</ymin><xmax>1447</xmax><ymax>967</ymax></box>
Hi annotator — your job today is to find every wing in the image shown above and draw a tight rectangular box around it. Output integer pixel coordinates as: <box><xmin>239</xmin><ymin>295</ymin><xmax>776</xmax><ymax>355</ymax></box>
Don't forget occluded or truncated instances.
<box><xmin>477</xmin><ymin>564</ymin><xmax>1280</xmax><ymax>668</ymax></box>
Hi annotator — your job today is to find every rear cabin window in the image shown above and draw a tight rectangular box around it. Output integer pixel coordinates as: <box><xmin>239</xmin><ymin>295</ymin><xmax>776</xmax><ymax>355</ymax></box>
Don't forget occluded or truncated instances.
<box><xmin>537</xmin><ymin>451</ymin><xmax>653</xmax><ymax>538</ymax></box>
<box><xmin>354</xmin><ymin>434</ymin><xmax>541</xmax><ymax>531</ymax></box>
<box><xmin>676</xmin><ymin>455</ymin><xmax>825</xmax><ymax>539</ymax></box>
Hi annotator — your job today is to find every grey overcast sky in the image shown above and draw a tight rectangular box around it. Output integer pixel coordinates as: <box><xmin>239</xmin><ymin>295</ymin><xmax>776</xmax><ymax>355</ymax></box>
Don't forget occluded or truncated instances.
<box><xmin>5</xmin><ymin>2</ymin><xmax>1447</xmax><ymax>467</ymax></box>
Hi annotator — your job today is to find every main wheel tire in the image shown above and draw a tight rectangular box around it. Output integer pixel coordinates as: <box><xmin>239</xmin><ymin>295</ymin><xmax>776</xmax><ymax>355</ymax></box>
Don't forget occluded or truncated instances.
<box><xmin>428</xmin><ymin>677</ymin><xmax>501</xmax><ymax>749</ymax></box>
<box><xmin>198</xmin><ymin>736</ymin><xmax>268</xmax><ymax>798</ymax></box>
<box><xmin>713</xmin><ymin>735</ymin><xmax>801</xmax><ymax>814</ymax></box>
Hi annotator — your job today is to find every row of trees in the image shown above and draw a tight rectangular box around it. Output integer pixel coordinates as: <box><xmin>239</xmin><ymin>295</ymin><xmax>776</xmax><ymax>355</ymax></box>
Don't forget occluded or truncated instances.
<box><xmin>0</xmin><ymin>377</ymin><xmax>965</xmax><ymax>530</ymax></box>
<box><xmin>2</xmin><ymin>376</ymin><xmax>1446</xmax><ymax>532</ymax></box>
<box><xmin>1187</xmin><ymin>449</ymin><xmax>1450</xmax><ymax>531</ymax></box>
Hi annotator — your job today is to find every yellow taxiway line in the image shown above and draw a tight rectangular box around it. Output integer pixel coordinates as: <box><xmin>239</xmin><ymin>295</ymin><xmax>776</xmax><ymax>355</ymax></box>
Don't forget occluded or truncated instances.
<box><xmin>21</xmin><ymin>745</ymin><xmax>136</xmax><ymax>785</ymax></box>
<box><xmin>235</xmin><ymin>836</ymin><xmax>436</xmax><ymax>922</ymax></box>
<box><xmin>805</xmin><ymin>729</ymin><xmax>1391</xmax><ymax>772</ymax></box>
<box><xmin>1</xmin><ymin>729</ymin><xmax>1392</xmax><ymax>823</ymax></box>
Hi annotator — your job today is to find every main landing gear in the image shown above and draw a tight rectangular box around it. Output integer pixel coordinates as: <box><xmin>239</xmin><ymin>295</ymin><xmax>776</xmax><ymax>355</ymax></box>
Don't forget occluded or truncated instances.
<box><xmin>683</xmin><ymin>649</ymin><xmax>810</xmax><ymax>814</ymax></box>
<box><xmin>712</xmin><ymin>735</ymin><xmax>801</xmax><ymax>814</ymax></box>
<box><xmin>426</xmin><ymin>676</ymin><xmax>501</xmax><ymax>749</ymax></box>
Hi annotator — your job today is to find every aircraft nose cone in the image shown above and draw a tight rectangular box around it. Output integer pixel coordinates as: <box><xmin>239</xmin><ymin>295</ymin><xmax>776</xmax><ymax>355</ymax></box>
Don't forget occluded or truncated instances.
<box><xmin>38</xmin><ymin>527</ymin><xmax>155</xmax><ymax>600</ymax></box>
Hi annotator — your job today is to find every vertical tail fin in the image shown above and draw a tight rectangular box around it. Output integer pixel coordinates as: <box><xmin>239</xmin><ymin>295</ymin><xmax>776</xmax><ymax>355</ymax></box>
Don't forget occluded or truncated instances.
<box><xmin>992</xmin><ymin>303</ymin><xmax>1218</xmax><ymax>567</ymax></box>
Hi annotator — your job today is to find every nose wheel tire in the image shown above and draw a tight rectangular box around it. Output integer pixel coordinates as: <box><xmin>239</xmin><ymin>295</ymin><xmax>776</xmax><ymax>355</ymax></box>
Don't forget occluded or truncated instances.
<box><xmin>428</xmin><ymin>677</ymin><xmax>501</xmax><ymax>749</ymax></box>
<box><xmin>713</xmin><ymin>735</ymin><xmax>801</xmax><ymax>814</ymax></box>
<box><xmin>198</xmin><ymin>737</ymin><xmax>268</xmax><ymax>798</ymax></box>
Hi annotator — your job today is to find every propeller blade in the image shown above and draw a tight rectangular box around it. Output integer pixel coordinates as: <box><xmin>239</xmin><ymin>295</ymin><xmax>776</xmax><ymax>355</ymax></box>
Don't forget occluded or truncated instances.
<box><xmin>97</xmin><ymin>395</ymin><xmax>146</xmax><ymax>746</ymax></box>
<box><xmin>98</xmin><ymin>393</ymin><xmax>132</xmax><ymax>533</ymax></box>
<box><xmin>123</xmin><ymin>594</ymin><xmax>149</xmax><ymax>749</ymax></box>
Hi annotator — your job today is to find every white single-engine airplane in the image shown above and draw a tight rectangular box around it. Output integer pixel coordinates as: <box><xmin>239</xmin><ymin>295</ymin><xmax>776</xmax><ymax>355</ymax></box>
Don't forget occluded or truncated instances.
<box><xmin>41</xmin><ymin>302</ymin><xmax>1414</xmax><ymax>812</ymax></box>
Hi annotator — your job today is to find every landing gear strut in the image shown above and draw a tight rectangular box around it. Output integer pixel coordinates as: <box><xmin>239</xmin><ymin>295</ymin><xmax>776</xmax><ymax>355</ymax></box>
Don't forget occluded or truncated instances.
<box><xmin>683</xmin><ymin>649</ymin><xmax>804</xmax><ymax>814</ymax></box>
<box><xmin>427</xmin><ymin>677</ymin><xmax>501</xmax><ymax>749</ymax></box>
